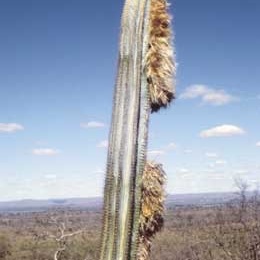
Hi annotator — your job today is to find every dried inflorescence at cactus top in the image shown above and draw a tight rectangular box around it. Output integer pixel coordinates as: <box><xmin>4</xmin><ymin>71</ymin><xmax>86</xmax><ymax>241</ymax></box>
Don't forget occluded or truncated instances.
<box><xmin>137</xmin><ymin>162</ymin><xmax>166</xmax><ymax>260</ymax></box>
<box><xmin>146</xmin><ymin>0</ymin><xmax>176</xmax><ymax>112</ymax></box>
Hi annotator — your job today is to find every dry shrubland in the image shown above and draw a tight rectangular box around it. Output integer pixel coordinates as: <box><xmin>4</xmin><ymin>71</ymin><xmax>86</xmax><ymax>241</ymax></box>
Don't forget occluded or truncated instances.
<box><xmin>0</xmin><ymin>188</ymin><xmax>259</xmax><ymax>260</ymax></box>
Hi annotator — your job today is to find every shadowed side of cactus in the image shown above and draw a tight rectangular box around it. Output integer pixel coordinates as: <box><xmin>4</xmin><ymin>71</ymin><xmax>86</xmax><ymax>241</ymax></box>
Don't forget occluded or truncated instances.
<box><xmin>99</xmin><ymin>0</ymin><xmax>175</xmax><ymax>260</ymax></box>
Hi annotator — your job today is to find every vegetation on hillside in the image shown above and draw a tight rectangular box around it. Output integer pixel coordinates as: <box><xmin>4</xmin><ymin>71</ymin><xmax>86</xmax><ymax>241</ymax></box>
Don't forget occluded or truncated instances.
<box><xmin>0</xmin><ymin>185</ymin><xmax>259</xmax><ymax>260</ymax></box>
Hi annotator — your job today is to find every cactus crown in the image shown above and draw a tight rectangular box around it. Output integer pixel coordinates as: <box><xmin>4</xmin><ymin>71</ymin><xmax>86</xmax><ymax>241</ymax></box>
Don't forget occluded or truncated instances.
<box><xmin>147</xmin><ymin>0</ymin><xmax>176</xmax><ymax>112</ymax></box>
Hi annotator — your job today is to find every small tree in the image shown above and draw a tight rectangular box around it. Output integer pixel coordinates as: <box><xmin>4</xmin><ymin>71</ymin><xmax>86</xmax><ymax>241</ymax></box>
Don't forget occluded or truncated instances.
<box><xmin>234</xmin><ymin>178</ymin><xmax>249</xmax><ymax>224</ymax></box>
<box><xmin>250</xmin><ymin>185</ymin><xmax>260</xmax><ymax>222</ymax></box>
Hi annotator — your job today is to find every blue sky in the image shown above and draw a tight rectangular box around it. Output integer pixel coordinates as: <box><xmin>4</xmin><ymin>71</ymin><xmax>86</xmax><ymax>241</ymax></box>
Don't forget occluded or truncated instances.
<box><xmin>0</xmin><ymin>0</ymin><xmax>259</xmax><ymax>201</ymax></box>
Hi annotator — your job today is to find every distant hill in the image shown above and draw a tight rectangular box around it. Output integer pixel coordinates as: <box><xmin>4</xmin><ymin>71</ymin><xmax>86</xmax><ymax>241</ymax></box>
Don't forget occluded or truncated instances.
<box><xmin>0</xmin><ymin>197</ymin><xmax>102</xmax><ymax>212</ymax></box>
<box><xmin>166</xmin><ymin>192</ymin><xmax>238</xmax><ymax>207</ymax></box>
<box><xmin>0</xmin><ymin>192</ymin><xmax>239</xmax><ymax>212</ymax></box>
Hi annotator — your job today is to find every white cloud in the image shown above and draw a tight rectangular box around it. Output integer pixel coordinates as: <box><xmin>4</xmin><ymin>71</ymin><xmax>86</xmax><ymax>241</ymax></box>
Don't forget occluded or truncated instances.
<box><xmin>205</xmin><ymin>152</ymin><xmax>218</xmax><ymax>158</ymax></box>
<box><xmin>80</xmin><ymin>121</ymin><xmax>106</xmax><ymax>128</ymax></box>
<box><xmin>200</xmin><ymin>124</ymin><xmax>245</xmax><ymax>138</ymax></box>
<box><xmin>180</xmin><ymin>85</ymin><xmax>207</xmax><ymax>99</ymax></box>
<box><xmin>180</xmin><ymin>173</ymin><xmax>194</xmax><ymax>179</ymax></box>
<box><xmin>208</xmin><ymin>163</ymin><xmax>215</xmax><ymax>168</ymax></box>
<box><xmin>256</xmin><ymin>142</ymin><xmax>260</xmax><ymax>147</ymax></box>
<box><xmin>180</xmin><ymin>85</ymin><xmax>237</xmax><ymax>106</ymax></box>
<box><xmin>178</xmin><ymin>168</ymin><xmax>190</xmax><ymax>174</ymax></box>
<box><xmin>94</xmin><ymin>168</ymin><xmax>105</xmax><ymax>174</ymax></box>
<box><xmin>234</xmin><ymin>169</ymin><xmax>250</xmax><ymax>175</ymax></box>
<box><xmin>211</xmin><ymin>173</ymin><xmax>227</xmax><ymax>180</ymax></box>
<box><xmin>215</xmin><ymin>160</ymin><xmax>227</xmax><ymax>165</ymax></box>
<box><xmin>184</xmin><ymin>149</ymin><xmax>192</xmax><ymax>154</ymax></box>
<box><xmin>167</xmin><ymin>142</ymin><xmax>177</xmax><ymax>149</ymax></box>
<box><xmin>0</xmin><ymin>123</ymin><xmax>24</xmax><ymax>133</ymax></box>
<box><xmin>32</xmin><ymin>148</ymin><xmax>60</xmax><ymax>156</ymax></box>
<box><xmin>44</xmin><ymin>174</ymin><xmax>57</xmax><ymax>179</ymax></box>
<box><xmin>249</xmin><ymin>179</ymin><xmax>260</xmax><ymax>185</ymax></box>
<box><xmin>152</xmin><ymin>142</ymin><xmax>177</xmax><ymax>154</ymax></box>
<box><xmin>0</xmin><ymin>173</ymin><xmax>105</xmax><ymax>201</ymax></box>
<box><xmin>97</xmin><ymin>140</ymin><xmax>108</xmax><ymax>148</ymax></box>
<box><xmin>148</xmin><ymin>150</ymin><xmax>165</xmax><ymax>155</ymax></box>
<box><xmin>168</xmin><ymin>143</ymin><xmax>177</xmax><ymax>148</ymax></box>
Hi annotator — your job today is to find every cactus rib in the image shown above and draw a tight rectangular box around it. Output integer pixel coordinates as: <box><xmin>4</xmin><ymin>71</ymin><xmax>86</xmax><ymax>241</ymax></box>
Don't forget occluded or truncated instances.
<box><xmin>100</xmin><ymin>0</ymin><xmax>175</xmax><ymax>259</ymax></box>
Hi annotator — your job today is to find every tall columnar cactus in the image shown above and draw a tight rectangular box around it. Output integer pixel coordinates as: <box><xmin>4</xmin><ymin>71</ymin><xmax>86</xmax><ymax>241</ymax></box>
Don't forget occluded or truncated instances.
<box><xmin>100</xmin><ymin>0</ymin><xmax>175</xmax><ymax>260</ymax></box>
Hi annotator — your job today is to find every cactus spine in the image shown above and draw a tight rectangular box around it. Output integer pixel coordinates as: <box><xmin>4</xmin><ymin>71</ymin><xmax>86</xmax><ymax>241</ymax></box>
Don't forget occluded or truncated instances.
<box><xmin>100</xmin><ymin>0</ymin><xmax>175</xmax><ymax>260</ymax></box>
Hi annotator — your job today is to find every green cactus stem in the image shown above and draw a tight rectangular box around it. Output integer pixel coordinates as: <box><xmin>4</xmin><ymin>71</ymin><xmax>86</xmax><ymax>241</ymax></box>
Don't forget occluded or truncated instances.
<box><xmin>99</xmin><ymin>0</ymin><xmax>175</xmax><ymax>260</ymax></box>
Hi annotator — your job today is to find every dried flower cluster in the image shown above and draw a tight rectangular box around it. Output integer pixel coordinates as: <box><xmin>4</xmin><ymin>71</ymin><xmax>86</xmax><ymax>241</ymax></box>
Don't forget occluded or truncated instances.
<box><xmin>146</xmin><ymin>0</ymin><xmax>176</xmax><ymax>112</ymax></box>
<box><xmin>138</xmin><ymin>162</ymin><xmax>166</xmax><ymax>260</ymax></box>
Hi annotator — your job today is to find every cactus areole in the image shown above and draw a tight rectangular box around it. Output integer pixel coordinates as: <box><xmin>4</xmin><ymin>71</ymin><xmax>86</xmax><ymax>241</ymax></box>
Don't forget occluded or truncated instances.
<box><xmin>100</xmin><ymin>0</ymin><xmax>176</xmax><ymax>260</ymax></box>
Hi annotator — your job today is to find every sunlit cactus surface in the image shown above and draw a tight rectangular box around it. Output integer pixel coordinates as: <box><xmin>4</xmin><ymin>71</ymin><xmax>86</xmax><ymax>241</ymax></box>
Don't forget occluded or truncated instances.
<box><xmin>100</xmin><ymin>0</ymin><xmax>175</xmax><ymax>259</ymax></box>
